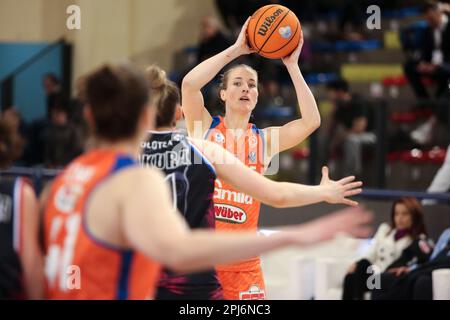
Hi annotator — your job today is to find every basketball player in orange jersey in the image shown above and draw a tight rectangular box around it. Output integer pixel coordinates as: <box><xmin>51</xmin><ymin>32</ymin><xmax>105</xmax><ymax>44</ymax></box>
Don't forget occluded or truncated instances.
<box><xmin>42</xmin><ymin>63</ymin><xmax>371</xmax><ymax>300</ymax></box>
<box><xmin>182</xmin><ymin>18</ymin><xmax>349</xmax><ymax>299</ymax></box>
<box><xmin>143</xmin><ymin>65</ymin><xmax>364</xmax><ymax>300</ymax></box>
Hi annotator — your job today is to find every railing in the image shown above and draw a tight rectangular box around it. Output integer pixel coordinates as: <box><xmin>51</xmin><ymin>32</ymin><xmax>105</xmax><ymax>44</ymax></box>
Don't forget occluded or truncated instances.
<box><xmin>0</xmin><ymin>167</ymin><xmax>61</xmax><ymax>194</ymax></box>
<box><xmin>1</xmin><ymin>167</ymin><xmax>449</xmax><ymax>204</ymax></box>
<box><xmin>360</xmin><ymin>188</ymin><xmax>450</xmax><ymax>203</ymax></box>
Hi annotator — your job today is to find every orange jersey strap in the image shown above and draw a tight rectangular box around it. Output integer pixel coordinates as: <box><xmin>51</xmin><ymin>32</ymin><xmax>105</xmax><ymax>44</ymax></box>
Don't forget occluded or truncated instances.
<box><xmin>205</xmin><ymin>116</ymin><xmax>266</xmax><ymax>171</ymax></box>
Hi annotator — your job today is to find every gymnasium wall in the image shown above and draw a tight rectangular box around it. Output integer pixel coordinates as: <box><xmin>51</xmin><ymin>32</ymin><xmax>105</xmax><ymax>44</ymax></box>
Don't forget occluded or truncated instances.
<box><xmin>0</xmin><ymin>0</ymin><xmax>220</xmax><ymax>80</ymax></box>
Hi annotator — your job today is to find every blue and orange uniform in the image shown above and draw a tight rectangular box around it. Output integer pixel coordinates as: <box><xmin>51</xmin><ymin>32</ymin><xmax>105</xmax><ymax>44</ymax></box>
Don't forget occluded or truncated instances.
<box><xmin>205</xmin><ymin>116</ymin><xmax>267</xmax><ymax>300</ymax></box>
<box><xmin>43</xmin><ymin>150</ymin><xmax>161</xmax><ymax>300</ymax></box>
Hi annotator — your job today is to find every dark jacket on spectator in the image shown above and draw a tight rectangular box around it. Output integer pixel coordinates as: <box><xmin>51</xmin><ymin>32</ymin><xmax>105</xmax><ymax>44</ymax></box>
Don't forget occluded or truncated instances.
<box><xmin>419</xmin><ymin>13</ymin><xmax>450</xmax><ymax>70</ymax></box>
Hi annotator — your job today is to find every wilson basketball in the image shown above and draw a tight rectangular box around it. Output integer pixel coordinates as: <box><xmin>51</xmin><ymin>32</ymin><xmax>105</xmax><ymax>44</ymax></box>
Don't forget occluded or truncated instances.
<box><xmin>247</xmin><ymin>5</ymin><xmax>302</xmax><ymax>59</ymax></box>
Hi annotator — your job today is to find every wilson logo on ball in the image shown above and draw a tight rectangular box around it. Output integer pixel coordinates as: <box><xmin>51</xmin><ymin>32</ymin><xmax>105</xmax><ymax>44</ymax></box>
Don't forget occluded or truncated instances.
<box><xmin>257</xmin><ymin>8</ymin><xmax>284</xmax><ymax>36</ymax></box>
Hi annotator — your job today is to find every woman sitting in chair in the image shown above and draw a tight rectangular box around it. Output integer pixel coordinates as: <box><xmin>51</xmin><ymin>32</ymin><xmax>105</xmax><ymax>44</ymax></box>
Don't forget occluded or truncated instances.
<box><xmin>342</xmin><ymin>197</ymin><xmax>432</xmax><ymax>300</ymax></box>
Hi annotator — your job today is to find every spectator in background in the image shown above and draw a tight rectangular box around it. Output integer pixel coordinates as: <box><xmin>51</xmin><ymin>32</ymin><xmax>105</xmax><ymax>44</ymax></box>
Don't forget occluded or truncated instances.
<box><xmin>21</xmin><ymin>73</ymin><xmax>65</xmax><ymax>166</ymax></box>
<box><xmin>0</xmin><ymin>113</ymin><xmax>25</xmax><ymax>167</ymax></box>
<box><xmin>70</xmin><ymin>76</ymin><xmax>86</xmax><ymax>125</ymax></box>
<box><xmin>23</xmin><ymin>73</ymin><xmax>83</xmax><ymax>167</ymax></box>
<box><xmin>406</xmin><ymin>1</ymin><xmax>450</xmax><ymax>145</ymax></box>
<box><xmin>343</xmin><ymin>198</ymin><xmax>431</xmax><ymax>300</ymax></box>
<box><xmin>195</xmin><ymin>16</ymin><xmax>233</xmax><ymax>112</ymax></box>
<box><xmin>68</xmin><ymin>75</ymin><xmax>89</xmax><ymax>146</ymax></box>
<box><xmin>197</xmin><ymin>16</ymin><xmax>232</xmax><ymax>64</ymax></box>
<box><xmin>0</xmin><ymin>107</ymin><xmax>27</xmax><ymax>165</ymax></box>
<box><xmin>258</xmin><ymin>79</ymin><xmax>283</xmax><ymax>110</ymax></box>
<box><xmin>1</xmin><ymin>108</ymin><xmax>21</xmax><ymax>135</ymax></box>
<box><xmin>334</xmin><ymin>0</ymin><xmax>367</xmax><ymax>41</ymax></box>
<box><xmin>42</xmin><ymin>73</ymin><xmax>62</xmax><ymax>119</ymax></box>
<box><xmin>43</xmin><ymin>100</ymin><xmax>83</xmax><ymax>169</ymax></box>
<box><xmin>23</xmin><ymin>121</ymin><xmax>46</xmax><ymax>166</ymax></box>
<box><xmin>410</xmin><ymin>87</ymin><xmax>450</xmax><ymax>146</ymax></box>
<box><xmin>372</xmin><ymin>228</ymin><xmax>450</xmax><ymax>300</ymax></box>
<box><xmin>324</xmin><ymin>79</ymin><xmax>376</xmax><ymax>177</ymax></box>
<box><xmin>15</xmin><ymin>73</ymin><xmax>61</xmax><ymax>166</ymax></box>
<box><xmin>423</xmin><ymin>144</ymin><xmax>450</xmax><ymax>205</ymax></box>
<box><xmin>215</xmin><ymin>0</ymin><xmax>269</xmax><ymax>32</ymax></box>
<box><xmin>215</xmin><ymin>0</ymin><xmax>243</xmax><ymax>31</ymax></box>
<box><xmin>403</xmin><ymin>1</ymin><xmax>450</xmax><ymax>100</ymax></box>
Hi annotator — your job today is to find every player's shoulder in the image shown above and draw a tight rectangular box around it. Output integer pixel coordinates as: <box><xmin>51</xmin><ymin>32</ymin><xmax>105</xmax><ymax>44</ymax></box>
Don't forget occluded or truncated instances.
<box><xmin>94</xmin><ymin>166</ymin><xmax>166</xmax><ymax>205</ymax></box>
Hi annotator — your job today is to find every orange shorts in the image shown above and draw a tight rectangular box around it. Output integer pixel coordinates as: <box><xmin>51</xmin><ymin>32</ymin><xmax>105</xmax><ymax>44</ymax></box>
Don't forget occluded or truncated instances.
<box><xmin>217</xmin><ymin>268</ymin><xmax>266</xmax><ymax>300</ymax></box>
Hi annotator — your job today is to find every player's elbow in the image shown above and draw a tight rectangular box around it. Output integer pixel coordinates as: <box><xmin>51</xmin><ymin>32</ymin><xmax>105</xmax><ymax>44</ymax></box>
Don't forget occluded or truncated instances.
<box><xmin>165</xmin><ymin>254</ymin><xmax>201</xmax><ymax>273</ymax></box>
<box><xmin>167</xmin><ymin>255</ymin><xmax>204</xmax><ymax>273</ymax></box>
<box><xmin>181</xmin><ymin>75</ymin><xmax>197</xmax><ymax>92</ymax></box>
<box><xmin>156</xmin><ymin>246</ymin><xmax>188</xmax><ymax>272</ymax></box>
<box><xmin>308</xmin><ymin>117</ymin><xmax>321</xmax><ymax>131</ymax></box>
<box><xmin>314</xmin><ymin>118</ymin><xmax>321</xmax><ymax>129</ymax></box>
<box><xmin>164</xmin><ymin>255</ymin><xmax>191</xmax><ymax>273</ymax></box>
<box><xmin>156</xmin><ymin>238</ymin><xmax>199</xmax><ymax>273</ymax></box>
<box><xmin>267</xmin><ymin>184</ymin><xmax>288</xmax><ymax>208</ymax></box>
<box><xmin>181</xmin><ymin>76</ymin><xmax>191</xmax><ymax>90</ymax></box>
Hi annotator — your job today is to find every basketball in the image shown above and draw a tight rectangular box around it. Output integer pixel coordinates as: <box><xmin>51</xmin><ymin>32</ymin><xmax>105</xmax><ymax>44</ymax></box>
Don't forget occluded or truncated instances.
<box><xmin>247</xmin><ymin>5</ymin><xmax>302</xmax><ymax>59</ymax></box>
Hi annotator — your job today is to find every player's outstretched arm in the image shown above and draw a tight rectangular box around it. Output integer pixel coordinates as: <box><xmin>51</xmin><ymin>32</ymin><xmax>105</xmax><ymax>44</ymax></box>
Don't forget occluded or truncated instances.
<box><xmin>121</xmin><ymin>168</ymin><xmax>370</xmax><ymax>273</ymax></box>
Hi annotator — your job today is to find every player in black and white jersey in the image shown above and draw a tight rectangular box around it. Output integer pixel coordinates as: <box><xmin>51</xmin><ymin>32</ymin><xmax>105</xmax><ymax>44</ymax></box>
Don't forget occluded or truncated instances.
<box><xmin>0</xmin><ymin>119</ymin><xmax>44</xmax><ymax>299</ymax></box>
<box><xmin>141</xmin><ymin>67</ymin><xmax>221</xmax><ymax>299</ymax></box>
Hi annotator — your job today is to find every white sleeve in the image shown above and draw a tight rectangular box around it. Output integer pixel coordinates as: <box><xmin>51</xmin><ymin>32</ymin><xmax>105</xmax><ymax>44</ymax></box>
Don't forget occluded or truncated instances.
<box><xmin>427</xmin><ymin>145</ymin><xmax>450</xmax><ymax>193</ymax></box>
<box><xmin>359</xmin><ymin>223</ymin><xmax>390</xmax><ymax>263</ymax></box>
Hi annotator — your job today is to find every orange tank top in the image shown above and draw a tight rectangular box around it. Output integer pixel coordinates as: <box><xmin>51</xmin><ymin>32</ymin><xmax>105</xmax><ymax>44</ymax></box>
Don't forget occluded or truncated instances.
<box><xmin>44</xmin><ymin>150</ymin><xmax>161</xmax><ymax>300</ymax></box>
<box><xmin>205</xmin><ymin>116</ymin><xmax>266</xmax><ymax>271</ymax></box>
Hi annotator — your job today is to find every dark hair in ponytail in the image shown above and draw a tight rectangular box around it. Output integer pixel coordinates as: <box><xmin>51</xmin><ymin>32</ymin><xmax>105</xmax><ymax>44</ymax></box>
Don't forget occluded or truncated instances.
<box><xmin>146</xmin><ymin>65</ymin><xmax>181</xmax><ymax>128</ymax></box>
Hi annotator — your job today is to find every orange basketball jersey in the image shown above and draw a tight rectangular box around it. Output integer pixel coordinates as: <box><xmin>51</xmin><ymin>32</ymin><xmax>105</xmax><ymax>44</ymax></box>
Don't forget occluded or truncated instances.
<box><xmin>43</xmin><ymin>150</ymin><xmax>161</xmax><ymax>300</ymax></box>
<box><xmin>205</xmin><ymin>116</ymin><xmax>266</xmax><ymax>271</ymax></box>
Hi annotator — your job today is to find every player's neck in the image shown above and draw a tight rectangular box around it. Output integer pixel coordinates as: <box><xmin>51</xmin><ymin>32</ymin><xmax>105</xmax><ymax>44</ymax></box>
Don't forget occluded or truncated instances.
<box><xmin>155</xmin><ymin>126</ymin><xmax>174</xmax><ymax>132</ymax></box>
<box><xmin>223</xmin><ymin>113</ymin><xmax>251</xmax><ymax>133</ymax></box>
<box><xmin>91</xmin><ymin>137</ymin><xmax>141</xmax><ymax>159</ymax></box>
